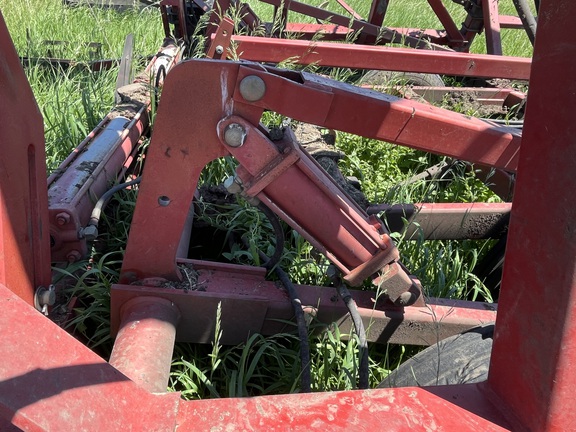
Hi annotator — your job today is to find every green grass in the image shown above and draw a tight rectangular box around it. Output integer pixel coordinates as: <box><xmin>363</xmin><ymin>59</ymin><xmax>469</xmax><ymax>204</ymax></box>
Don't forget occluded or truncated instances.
<box><xmin>2</xmin><ymin>1</ymin><xmax>163</xmax><ymax>172</ymax></box>
<box><xmin>2</xmin><ymin>0</ymin><xmax>529</xmax><ymax>396</ymax></box>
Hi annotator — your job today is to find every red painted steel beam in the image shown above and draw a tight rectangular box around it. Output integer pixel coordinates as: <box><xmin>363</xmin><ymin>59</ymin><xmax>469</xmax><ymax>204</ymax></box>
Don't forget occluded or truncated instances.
<box><xmin>427</xmin><ymin>0</ymin><xmax>466</xmax><ymax>44</ymax></box>
<box><xmin>488</xmin><ymin>0</ymin><xmax>576</xmax><ymax>430</ymax></box>
<box><xmin>259</xmin><ymin>0</ymin><xmax>385</xmax><ymax>40</ymax></box>
<box><xmin>498</xmin><ymin>15</ymin><xmax>524</xmax><ymax>29</ymax></box>
<box><xmin>229</xmin><ymin>35</ymin><xmax>531</xmax><ymax>80</ymax></box>
<box><xmin>333</xmin><ymin>0</ymin><xmax>362</xmax><ymax>21</ymax></box>
<box><xmin>176</xmin><ymin>384</ymin><xmax>511</xmax><ymax>430</ymax></box>
<box><xmin>260</xmin><ymin>0</ymin><xmax>451</xmax><ymax>50</ymax></box>
<box><xmin>366</xmin><ymin>0</ymin><xmax>388</xmax><ymax>28</ymax></box>
<box><xmin>235</xmin><ymin>64</ymin><xmax>522</xmax><ymax>171</ymax></box>
<box><xmin>112</xmin><ymin>259</ymin><xmax>497</xmax><ymax>345</ymax></box>
<box><xmin>284</xmin><ymin>23</ymin><xmax>352</xmax><ymax>40</ymax></box>
<box><xmin>0</xmin><ymin>12</ymin><xmax>52</xmax><ymax>306</ymax></box>
<box><xmin>482</xmin><ymin>0</ymin><xmax>503</xmax><ymax>55</ymax></box>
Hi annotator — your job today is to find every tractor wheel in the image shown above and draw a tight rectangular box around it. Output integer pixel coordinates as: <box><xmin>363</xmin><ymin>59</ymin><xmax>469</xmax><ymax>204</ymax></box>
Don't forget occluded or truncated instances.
<box><xmin>359</xmin><ymin>70</ymin><xmax>445</xmax><ymax>88</ymax></box>
<box><xmin>378</xmin><ymin>324</ymin><xmax>494</xmax><ymax>388</ymax></box>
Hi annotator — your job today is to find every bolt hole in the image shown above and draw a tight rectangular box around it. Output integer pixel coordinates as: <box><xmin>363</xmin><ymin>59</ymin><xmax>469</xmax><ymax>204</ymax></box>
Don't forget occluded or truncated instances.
<box><xmin>158</xmin><ymin>195</ymin><xmax>171</xmax><ymax>206</ymax></box>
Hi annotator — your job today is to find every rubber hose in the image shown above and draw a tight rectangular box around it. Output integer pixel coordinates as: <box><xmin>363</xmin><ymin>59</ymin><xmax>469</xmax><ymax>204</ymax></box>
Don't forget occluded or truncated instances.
<box><xmin>248</xmin><ymin>204</ymin><xmax>311</xmax><ymax>392</ymax></box>
<box><xmin>336</xmin><ymin>281</ymin><xmax>369</xmax><ymax>389</ymax></box>
<box><xmin>275</xmin><ymin>267</ymin><xmax>312</xmax><ymax>393</ymax></box>
<box><xmin>256</xmin><ymin>202</ymin><xmax>285</xmax><ymax>271</ymax></box>
<box><xmin>88</xmin><ymin>176</ymin><xmax>141</xmax><ymax>227</ymax></box>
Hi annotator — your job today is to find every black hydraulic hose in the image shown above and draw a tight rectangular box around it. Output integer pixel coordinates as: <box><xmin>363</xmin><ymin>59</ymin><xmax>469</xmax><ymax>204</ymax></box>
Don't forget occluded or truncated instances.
<box><xmin>334</xmin><ymin>278</ymin><xmax>369</xmax><ymax>389</ymax></box>
<box><xmin>87</xmin><ymin>176</ymin><xmax>141</xmax><ymax>231</ymax></box>
<box><xmin>256</xmin><ymin>202</ymin><xmax>285</xmax><ymax>271</ymax></box>
<box><xmin>275</xmin><ymin>266</ymin><xmax>312</xmax><ymax>393</ymax></box>
<box><xmin>512</xmin><ymin>0</ymin><xmax>537</xmax><ymax>46</ymax></box>
<box><xmin>248</xmin><ymin>202</ymin><xmax>311</xmax><ymax>392</ymax></box>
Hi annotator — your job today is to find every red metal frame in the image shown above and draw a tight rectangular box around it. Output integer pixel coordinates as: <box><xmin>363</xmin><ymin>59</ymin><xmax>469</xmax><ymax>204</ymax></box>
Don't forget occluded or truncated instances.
<box><xmin>3</xmin><ymin>0</ymin><xmax>576</xmax><ymax>430</ymax></box>
<box><xmin>204</xmin><ymin>0</ymin><xmax>532</xmax><ymax>55</ymax></box>
<box><xmin>488</xmin><ymin>1</ymin><xmax>576</xmax><ymax>428</ymax></box>
<box><xmin>222</xmin><ymin>33</ymin><xmax>531</xmax><ymax>80</ymax></box>
<box><xmin>199</xmin><ymin>0</ymin><xmax>534</xmax><ymax>85</ymax></box>
<box><xmin>0</xmin><ymin>13</ymin><xmax>52</xmax><ymax>306</ymax></box>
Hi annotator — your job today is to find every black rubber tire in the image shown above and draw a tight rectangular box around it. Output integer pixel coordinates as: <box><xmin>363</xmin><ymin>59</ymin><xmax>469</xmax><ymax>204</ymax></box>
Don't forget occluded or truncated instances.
<box><xmin>359</xmin><ymin>70</ymin><xmax>445</xmax><ymax>88</ymax></box>
<box><xmin>379</xmin><ymin>324</ymin><xmax>494</xmax><ymax>388</ymax></box>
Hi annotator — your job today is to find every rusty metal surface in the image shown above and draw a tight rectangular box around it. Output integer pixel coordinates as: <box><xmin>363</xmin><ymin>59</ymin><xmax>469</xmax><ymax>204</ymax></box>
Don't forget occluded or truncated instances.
<box><xmin>48</xmin><ymin>115</ymin><xmax>144</xmax><ymax>262</ymax></box>
<box><xmin>0</xmin><ymin>13</ymin><xmax>52</xmax><ymax>305</ymax></box>
<box><xmin>488</xmin><ymin>1</ymin><xmax>576</xmax><ymax>430</ymax></box>
<box><xmin>369</xmin><ymin>202</ymin><xmax>511</xmax><ymax>240</ymax></box>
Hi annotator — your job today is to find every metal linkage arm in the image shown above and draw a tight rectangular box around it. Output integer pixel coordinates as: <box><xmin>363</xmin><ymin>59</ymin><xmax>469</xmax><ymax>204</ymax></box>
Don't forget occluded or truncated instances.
<box><xmin>231</xmin><ymin>64</ymin><xmax>521</xmax><ymax>171</ymax></box>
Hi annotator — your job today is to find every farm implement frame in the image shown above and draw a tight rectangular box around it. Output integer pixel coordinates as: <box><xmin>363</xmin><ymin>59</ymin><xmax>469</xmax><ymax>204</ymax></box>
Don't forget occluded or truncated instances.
<box><xmin>2</xmin><ymin>0</ymin><xmax>575</xmax><ymax>430</ymax></box>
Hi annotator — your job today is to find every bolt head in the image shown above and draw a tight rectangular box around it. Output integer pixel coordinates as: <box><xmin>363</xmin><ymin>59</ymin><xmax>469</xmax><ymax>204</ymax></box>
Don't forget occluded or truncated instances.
<box><xmin>215</xmin><ymin>45</ymin><xmax>224</xmax><ymax>55</ymax></box>
<box><xmin>66</xmin><ymin>250</ymin><xmax>82</xmax><ymax>263</ymax></box>
<box><xmin>223</xmin><ymin>123</ymin><xmax>246</xmax><ymax>147</ymax></box>
<box><xmin>55</xmin><ymin>212</ymin><xmax>71</xmax><ymax>226</ymax></box>
<box><xmin>239</xmin><ymin>75</ymin><xmax>266</xmax><ymax>102</ymax></box>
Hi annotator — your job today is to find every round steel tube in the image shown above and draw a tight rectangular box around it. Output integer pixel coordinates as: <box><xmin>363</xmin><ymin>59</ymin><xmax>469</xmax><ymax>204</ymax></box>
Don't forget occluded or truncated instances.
<box><xmin>109</xmin><ymin>297</ymin><xmax>180</xmax><ymax>393</ymax></box>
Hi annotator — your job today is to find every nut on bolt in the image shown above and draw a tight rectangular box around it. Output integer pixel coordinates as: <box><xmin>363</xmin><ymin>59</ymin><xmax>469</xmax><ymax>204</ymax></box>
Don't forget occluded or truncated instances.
<box><xmin>223</xmin><ymin>123</ymin><xmax>247</xmax><ymax>148</ymax></box>
<box><xmin>215</xmin><ymin>45</ymin><xmax>224</xmax><ymax>55</ymax></box>
<box><xmin>35</xmin><ymin>285</ymin><xmax>55</xmax><ymax>315</ymax></box>
<box><xmin>82</xmin><ymin>224</ymin><xmax>99</xmax><ymax>241</ymax></box>
<box><xmin>55</xmin><ymin>212</ymin><xmax>71</xmax><ymax>226</ymax></box>
<box><xmin>224</xmin><ymin>176</ymin><xmax>243</xmax><ymax>194</ymax></box>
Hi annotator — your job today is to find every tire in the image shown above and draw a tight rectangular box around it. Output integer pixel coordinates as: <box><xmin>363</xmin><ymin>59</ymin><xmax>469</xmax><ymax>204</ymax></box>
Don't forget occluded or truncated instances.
<box><xmin>378</xmin><ymin>324</ymin><xmax>494</xmax><ymax>388</ymax></box>
<box><xmin>359</xmin><ymin>70</ymin><xmax>445</xmax><ymax>88</ymax></box>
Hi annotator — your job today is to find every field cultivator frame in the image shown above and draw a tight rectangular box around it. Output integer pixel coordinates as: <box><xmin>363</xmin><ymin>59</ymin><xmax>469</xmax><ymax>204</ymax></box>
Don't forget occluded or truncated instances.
<box><xmin>199</xmin><ymin>0</ymin><xmax>536</xmax><ymax>55</ymax></box>
<box><xmin>2</xmin><ymin>0</ymin><xmax>575</xmax><ymax>430</ymax></box>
